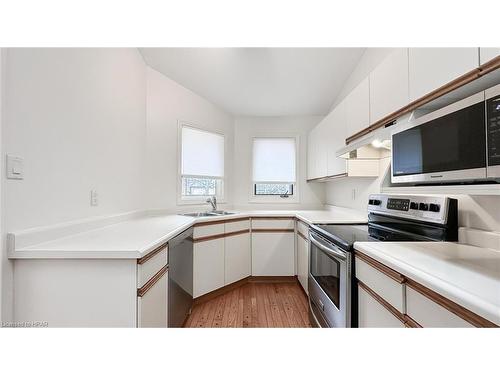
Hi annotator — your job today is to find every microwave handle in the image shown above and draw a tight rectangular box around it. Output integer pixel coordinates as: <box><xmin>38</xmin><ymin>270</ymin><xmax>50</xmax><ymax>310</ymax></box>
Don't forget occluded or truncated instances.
<box><xmin>309</xmin><ymin>232</ymin><xmax>347</xmax><ymax>261</ymax></box>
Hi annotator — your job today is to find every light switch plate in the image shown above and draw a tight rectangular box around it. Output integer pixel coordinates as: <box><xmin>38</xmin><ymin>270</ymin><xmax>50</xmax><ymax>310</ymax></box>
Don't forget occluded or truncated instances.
<box><xmin>6</xmin><ymin>155</ymin><xmax>24</xmax><ymax>180</ymax></box>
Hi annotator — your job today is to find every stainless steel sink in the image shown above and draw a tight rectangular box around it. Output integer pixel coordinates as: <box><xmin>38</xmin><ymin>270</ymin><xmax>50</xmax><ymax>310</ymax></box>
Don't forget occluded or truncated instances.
<box><xmin>183</xmin><ymin>211</ymin><xmax>235</xmax><ymax>217</ymax></box>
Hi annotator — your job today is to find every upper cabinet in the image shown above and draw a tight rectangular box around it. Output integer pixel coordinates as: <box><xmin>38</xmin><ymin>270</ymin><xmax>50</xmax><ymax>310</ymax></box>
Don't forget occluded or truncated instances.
<box><xmin>307</xmin><ymin>120</ymin><xmax>328</xmax><ymax>180</ymax></box>
<box><xmin>345</xmin><ymin>76</ymin><xmax>370</xmax><ymax>137</ymax></box>
<box><xmin>480</xmin><ymin>48</ymin><xmax>500</xmax><ymax>65</ymax></box>
<box><xmin>326</xmin><ymin>100</ymin><xmax>347</xmax><ymax>177</ymax></box>
<box><xmin>369</xmin><ymin>48</ymin><xmax>409</xmax><ymax>124</ymax></box>
<box><xmin>409</xmin><ymin>48</ymin><xmax>479</xmax><ymax>101</ymax></box>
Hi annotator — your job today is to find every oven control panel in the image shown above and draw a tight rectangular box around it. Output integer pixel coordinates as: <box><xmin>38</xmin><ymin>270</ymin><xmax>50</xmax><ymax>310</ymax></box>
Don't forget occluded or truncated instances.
<box><xmin>367</xmin><ymin>194</ymin><xmax>450</xmax><ymax>224</ymax></box>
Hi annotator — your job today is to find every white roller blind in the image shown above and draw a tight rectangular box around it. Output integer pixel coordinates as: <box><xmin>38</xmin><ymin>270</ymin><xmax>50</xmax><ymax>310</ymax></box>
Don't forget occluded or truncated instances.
<box><xmin>253</xmin><ymin>137</ymin><xmax>296</xmax><ymax>182</ymax></box>
<box><xmin>181</xmin><ymin>126</ymin><xmax>224</xmax><ymax>177</ymax></box>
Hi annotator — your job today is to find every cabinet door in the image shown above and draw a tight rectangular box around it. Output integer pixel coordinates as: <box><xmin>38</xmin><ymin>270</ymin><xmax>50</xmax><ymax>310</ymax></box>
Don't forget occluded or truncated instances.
<box><xmin>224</xmin><ymin>232</ymin><xmax>251</xmax><ymax>285</ymax></box>
<box><xmin>480</xmin><ymin>48</ymin><xmax>500</xmax><ymax>65</ymax></box>
<box><xmin>369</xmin><ymin>48</ymin><xmax>409</xmax><ymax>123</ymax></box>
<box><xmin>251</xmin><ymin>232</ymin><xmax>295</xmax><ymax>276</ymax></box>
<box><xmin>409</xmin><ymin>48</ymin><xmax>479</xmax><ymax>101</ymax></box>
<box><xmin>296</xmin><ymin>233</ymin><xmax>309</xmax><ymax>295</ymax></box>
<box><xmin>193</xmin><ymin>238</ymin><xmax>225</xmax><ymax>298</ymax></box>
<box><xmin>137</xmin><ymin>269</ymin><xmax>168</xmax><ymax>328</ymax></box>
<box><xmin>358</xmin><ymin>284</ymin><xmax>405</xmax><ymax>328</ymax></box>
<box><xmin>345</xmin><ymin>76</ymin><xmax>370</xmax><ymax>137</ymax></box>
<box><xmin>307</xmin><ymin>121</ymin><xmax>328</xmax><ymax>179</ymax></box>
<box><xmin>326</xmin><ymin>101</ymin><xmax>347</xmax><ymax>177</ymax></box>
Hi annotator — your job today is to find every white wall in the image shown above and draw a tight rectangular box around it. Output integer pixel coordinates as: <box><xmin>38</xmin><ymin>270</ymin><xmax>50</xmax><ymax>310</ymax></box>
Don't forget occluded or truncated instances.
<box><xmin>1</xmin><ymin>48</ymin><xmax>147</xmax><ymax>321</ymax></box>
<box><xmin>233</xmin><ymin>116</ymin><xmax>325</xmax><ymax>209</ymax></box>
<box><xmin>0</xmin><ymin>48</ymin><xmax>4</xmax><ymax>322</ymax></box>
<box><xmin>326</xmin><ymin>157</ymin><xmax>391</xmax><ymax>212</ymax></box>
<box><xmin>145</xmin><ymin>67</ymin><xmax>234</xmax><ymax>212</ymax></box>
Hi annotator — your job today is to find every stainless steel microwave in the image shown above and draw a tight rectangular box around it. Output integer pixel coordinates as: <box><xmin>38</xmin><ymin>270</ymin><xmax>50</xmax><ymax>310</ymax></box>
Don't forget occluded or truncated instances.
<box><xmin>391</xmin><ymin>83</ymin><xmax>500</xmax><ymax>184</ymax></box>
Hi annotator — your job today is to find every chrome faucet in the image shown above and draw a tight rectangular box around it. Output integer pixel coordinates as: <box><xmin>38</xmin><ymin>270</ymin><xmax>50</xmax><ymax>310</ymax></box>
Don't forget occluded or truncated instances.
<box><xmin>206</xmin><ymin>196</ymin><xmax>217</xmax><ymax>211</ymax></box>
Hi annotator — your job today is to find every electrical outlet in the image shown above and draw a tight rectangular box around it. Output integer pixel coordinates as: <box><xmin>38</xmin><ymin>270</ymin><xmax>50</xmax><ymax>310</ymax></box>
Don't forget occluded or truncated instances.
<box><xmin>90</xmin><ymin>190</ymin><xmax>98</xmax><ymax>206</ymax></box>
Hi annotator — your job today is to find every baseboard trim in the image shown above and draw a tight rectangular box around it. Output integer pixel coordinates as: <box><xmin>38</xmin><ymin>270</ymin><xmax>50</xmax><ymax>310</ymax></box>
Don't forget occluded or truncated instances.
<box><xmin>193</xmin><ymin>275</ymin><xmax>299</xmax><ymax>306</ymax></box>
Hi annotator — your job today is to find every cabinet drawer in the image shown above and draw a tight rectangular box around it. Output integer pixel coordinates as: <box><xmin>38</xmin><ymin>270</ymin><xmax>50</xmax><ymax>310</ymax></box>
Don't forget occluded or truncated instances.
<box><xmin>225</xmin><ymin>219</ymin><xmax>250</xmax><ymax>233</ymax></box>
<box><xmin>137</xmin><ymin>267</ymin><xmax>168</xmax><ymax>328</ymax></box>
<box><xmin>252</xmin><ymin>218</ymin><xmax>295</xmax><ymax>230</ymax></box>
<box><xmin>358</xmin><ymin>284</ymin><xmax>405</xmax><ymax>328</ymax></box>
<box><xmin>355</xmin><ymin>255</ymin><xmax>405</xmax><ymax>313</ymax></box>
<box><xmin>406</xmin><ymin>286</ymin><xmax>473</xmax><ymax>328</ymax></box>
<box><xmin>137</xmin><ymin>245</ymin><xmax>168</xmax><ymax>288</ymax></box>
<box><xmin>296</xmin><ymin>220</ymin><xmax>309</xmax><ymax>237</ymax></box>
<box><xmin>193</xmin><ymin>223</ymin><xmax>224</xmax><ymax>239</ymax></box>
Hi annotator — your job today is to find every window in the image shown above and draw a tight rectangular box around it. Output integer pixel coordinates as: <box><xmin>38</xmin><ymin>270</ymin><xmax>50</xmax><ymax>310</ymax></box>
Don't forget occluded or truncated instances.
<box><xmin>252</xmin><ymin>137</ymin><xmax>297</xmax><ymax>199</ymax></box>
<box><xmin>180</xmin><ymin>125</ymin><xmax>224</xmax><ymax>201</ymax></box>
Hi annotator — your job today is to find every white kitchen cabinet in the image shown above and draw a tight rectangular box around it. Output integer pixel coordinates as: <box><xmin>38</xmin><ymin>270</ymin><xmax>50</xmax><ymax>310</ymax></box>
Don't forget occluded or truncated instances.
<box><xmin>252</xmin><ymin>232</ymin><xmax>295</xmax><ymax>276</ymax></box>
<box><xmin>406</xmin><ymin>286</ymin><xmax>473</xmax><ymax>328</ymax></box>
<box><xmin>138</xmin><ymin>268</ymin><xmax>168</xmax><ymax>328</ymax></box>
<box><xmin>358</xmin><ymin>285</ymin><xmax>405</xmax><ymax>328</ymax></box>
<box><xmin>326</xmin><ymin>100</ymin><xmax>347</xmax><ymax>177</ymax></box>
<box><xmin>307</xmin><ymin>120</ymin><xmax>328</xmax><ymax>180</ymax></box>
<box><xmin>296</xmin><ymin>232</ymin><xmax>309</xmax><ymax>295</ymax></box>
<box><xmin>345</xmin><ymin>76</ymin><xmax>370</xmax><ymax>138</ymax></box>
<box><xmin>224</xmin><ymin>232</ymin><xmax>251</xmax><ymax>285</ymax></box>
<box><xmin>369</xmin><ymin>48</ymin><xmax>409</xmax><ymax>124</ymax></box>
<box><xmin>193</xmin><ymin>238</ymin><xmax>225</xmax><ymax>298</ymax></box>
<box><xmin>409</xmin><ymin>48</ymin><xmax>479</xmax><ymax>101</ymax></box>
<box><xmin>480</xmin><ymin>48</ymin><xmax>500</xmax><ymax>65</ymax></box>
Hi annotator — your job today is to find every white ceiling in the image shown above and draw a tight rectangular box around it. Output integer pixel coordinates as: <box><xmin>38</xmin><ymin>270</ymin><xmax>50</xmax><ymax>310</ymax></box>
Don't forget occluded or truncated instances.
<box><xmin>139</xmin><ymin>48</ymin><xmax>365</xmax><ymax>116</ymax></box>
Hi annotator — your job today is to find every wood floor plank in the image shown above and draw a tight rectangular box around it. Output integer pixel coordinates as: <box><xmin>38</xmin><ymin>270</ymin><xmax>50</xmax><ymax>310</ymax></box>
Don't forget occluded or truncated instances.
<box><xmin>184</xmin><ymin>281</ymin><xmax>310</xmax><ymax>328</ymax></box>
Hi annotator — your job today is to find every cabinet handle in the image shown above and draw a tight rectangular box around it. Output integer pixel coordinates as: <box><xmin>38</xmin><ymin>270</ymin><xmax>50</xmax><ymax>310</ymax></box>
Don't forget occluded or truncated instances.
<box><xmin>137</xmin><ymin>265</ymin><xmax>168</xmax><ymax>297</ymax></box>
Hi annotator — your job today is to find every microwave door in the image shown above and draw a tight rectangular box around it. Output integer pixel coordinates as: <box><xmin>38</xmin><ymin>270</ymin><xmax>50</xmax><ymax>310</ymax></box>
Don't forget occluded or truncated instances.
<box><xmin>391</xmin><ymin>91</ymin><xmax>487</xmax><ymax>184</ymax></box>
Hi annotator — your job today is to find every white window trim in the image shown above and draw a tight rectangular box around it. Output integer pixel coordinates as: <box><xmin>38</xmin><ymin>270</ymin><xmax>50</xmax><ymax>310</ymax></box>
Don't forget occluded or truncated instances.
<box><xmin>177</xmin><ymin>120</ymin><xmax>226</xmax><ymax>205</ymax></box>
<box><xmin>249</xmin><ymin>134</ymin><xmax>300</xmax><ymax>204</ymax></box>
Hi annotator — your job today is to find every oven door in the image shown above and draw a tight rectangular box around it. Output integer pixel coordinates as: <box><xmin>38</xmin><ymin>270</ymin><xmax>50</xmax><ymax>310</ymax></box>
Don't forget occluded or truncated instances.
<box><xmin>308</xmin><ymin>230</ymin><xmax>350</xmax><ymax>328</ymax></box>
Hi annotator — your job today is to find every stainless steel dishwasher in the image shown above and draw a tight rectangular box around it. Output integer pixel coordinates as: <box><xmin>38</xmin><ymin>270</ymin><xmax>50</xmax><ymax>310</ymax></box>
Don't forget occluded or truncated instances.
<box><xmin>168</xmin><ymin>227</ymin><xmax>193</xmax><ymax>327</ymax></box>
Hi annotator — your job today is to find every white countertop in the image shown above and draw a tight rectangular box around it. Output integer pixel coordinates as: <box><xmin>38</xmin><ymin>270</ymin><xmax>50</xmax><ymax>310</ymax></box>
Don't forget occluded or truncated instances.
<box><xmin>9</xmin><ymin>206</ymin><xmax>367</xmax><ymax>260</ymax></box>
<box><xmin>354</xmin><ymin>241</ymin><xmax>500</xmax><ymax>325</ymax></box>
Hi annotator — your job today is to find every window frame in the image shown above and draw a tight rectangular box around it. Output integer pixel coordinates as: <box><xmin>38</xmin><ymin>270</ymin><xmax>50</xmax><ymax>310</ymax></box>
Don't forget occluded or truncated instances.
<box><xmin>177</xmin><ymin>121</ymin><xmax>226</xmax><ymax>205</ymax></box>
<box><xmin>250</xmin><ymin>135</ymin><xmax>300</xmax><ymax>204</ymax></box>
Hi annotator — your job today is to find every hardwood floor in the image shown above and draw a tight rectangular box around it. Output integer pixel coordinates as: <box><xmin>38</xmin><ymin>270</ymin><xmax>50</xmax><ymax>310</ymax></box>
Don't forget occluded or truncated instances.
<box><xmin>184</xmin><ymin>280</ymin><xmax>312</xmax><ymax>328</ymax></box>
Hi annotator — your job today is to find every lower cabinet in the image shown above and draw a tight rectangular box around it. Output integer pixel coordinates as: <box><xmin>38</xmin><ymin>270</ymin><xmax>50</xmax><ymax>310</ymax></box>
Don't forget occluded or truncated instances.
<box><xmin>296</xmin><ymin>231</ymin><xmax>309</xmax><ymax>295</ymax></box>
<box><xmin>358</xmin><ymin>284</ymin><xmax>405</xmax><ymax>328</ymax></box>
<box><xmin>355</xmin><ymin>252</ymin><xmax>496</xmax><ymax>328</ymax></box>
<box><xmin>193</xmin><ymin>238</ymin><xmax>225</xmax><ymax>298</ymax></box>
<box><xmin>137</xmin><ymin>267</ymin><xmax>168</xmax><ymax>328</ymax></box>
<box><xmin>225</xmin><ymin>231</ymin><xmax>251</xmax><ymax>285</ymax></box>
<box><xmin>252</xmin><ymin>231</ymin><xmax>295</xmax><ymax>276</ymax></box>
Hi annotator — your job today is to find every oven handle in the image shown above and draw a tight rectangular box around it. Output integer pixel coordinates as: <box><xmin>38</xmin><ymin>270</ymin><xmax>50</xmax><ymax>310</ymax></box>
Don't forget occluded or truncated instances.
<box><xmin>309</xmin><ymin>232</ymin><xmax>347</xmax><ymax>261</ymax></box>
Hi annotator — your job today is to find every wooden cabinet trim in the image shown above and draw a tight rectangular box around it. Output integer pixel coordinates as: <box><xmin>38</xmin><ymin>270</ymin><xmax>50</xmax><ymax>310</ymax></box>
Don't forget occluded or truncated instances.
<box><xmin>194</xmin><ymin>229</ymin><xmax>250</xmax><ymax>243</ymax></box>
<box><xmin>224</xmin><ymin>229</ymin><xmax>250</xmax><ymax>238</ymax></box>
<box><xmin>193</xmin><ymin>232</ymin><xmax>226</xmax><ymax>243</ymax></box>
<box><xmin>137</xmin><ymin>265</ymin><xmax>168</xmax><ymax>297</ymax></box>
<box><xmin>252</xmin><ymin>229</ymin><xmax>295</xmax><ymax>233</ymax></box>
<box><xmin>358</xmin><ymin>280</ymin><xmax>406</xmax><ymax>324</ymax></box>
<box><xmin>297</xmin><ymin>231</ymin><xmax>308</xmax><ymax>241</ymax></box>
<box><xmin>346</xmin><ymin>56</ymin><xmax>500</xmax><ymax>144</ymax></box>
<box><xmin>404</xmin><ymin>315</ymin><xmax>422</xmax><ymax>328</ymax></box>
<box><xmin>137</xmin><ymin>243</ymin><xmax>167</xmax><ymax>265</ymax></box>
<box><xmin>194</xmin><ymin>217</ymin><xmax>249</xmax><ymax>227</ymax></box>
<box><xmin>355</xmin><ymin>251</ymin><xmax>406</xmax><ymax>284</ymax></box>
<box><xmin>406</xmin><ymin>279</ymin><xmax>498</xmax><ymax>328</ymax></box>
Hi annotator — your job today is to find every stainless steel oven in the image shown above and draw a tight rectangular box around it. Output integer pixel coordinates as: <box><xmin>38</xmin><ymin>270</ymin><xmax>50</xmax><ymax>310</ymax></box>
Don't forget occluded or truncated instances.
<box><xmin>308</xmin><ymin>230</ymin><xmax>351</xmax><ymax>328</ymax></box>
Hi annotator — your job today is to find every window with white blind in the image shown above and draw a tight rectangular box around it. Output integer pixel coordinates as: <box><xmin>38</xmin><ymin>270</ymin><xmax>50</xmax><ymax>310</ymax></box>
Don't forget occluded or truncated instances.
<box><xmin>180</xmin><ymin>125</ymin><xmax>225</xmax><ymax>202</ymax></box>
<box><xmin>252</xmin><ymin>137</ymin><xmax>297</xmax><ymax>200</ymax></box>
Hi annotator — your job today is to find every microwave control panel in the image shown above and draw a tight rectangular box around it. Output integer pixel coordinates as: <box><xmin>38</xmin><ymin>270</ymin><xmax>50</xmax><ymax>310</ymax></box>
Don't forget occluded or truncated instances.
<box><xmin>487</xmin><ymin>94</ymin><xmax>500</xmax><ymax>167</ymax></box>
